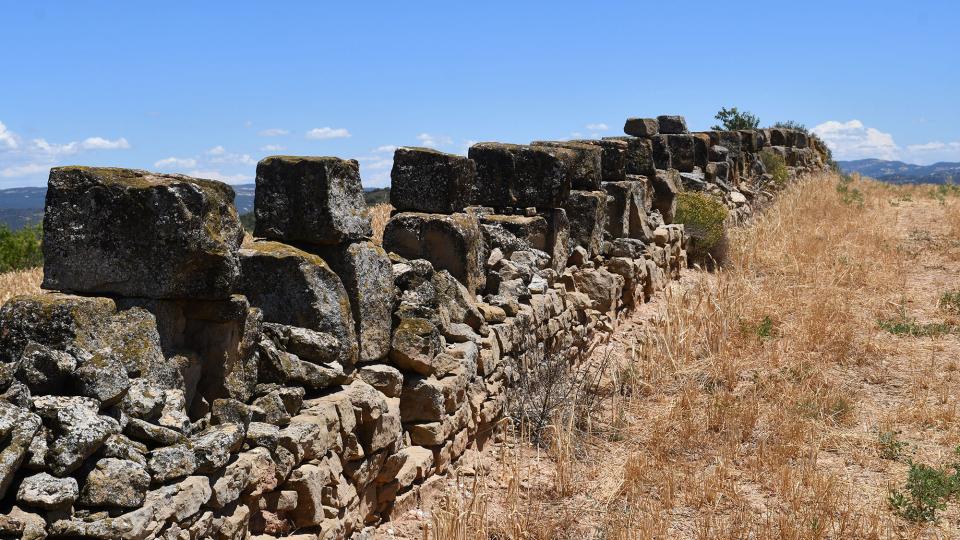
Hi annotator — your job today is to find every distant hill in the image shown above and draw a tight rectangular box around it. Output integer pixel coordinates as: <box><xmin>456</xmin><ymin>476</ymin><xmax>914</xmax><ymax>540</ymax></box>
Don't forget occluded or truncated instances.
<box><xmin>838</xmin><ymin>159</ymin><xmax>960</xmax><ymax>184</ymax></box>
<box><xmin>0</xmin><ymin>184</ymin><xmax>389</xmax><ymax>229</ymax></box>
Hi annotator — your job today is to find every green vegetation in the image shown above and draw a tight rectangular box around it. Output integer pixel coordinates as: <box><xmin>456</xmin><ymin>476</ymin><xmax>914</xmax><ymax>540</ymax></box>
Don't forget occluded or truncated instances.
<box><xmin>836</xmin><ymin>174</ymin><xmax>864</xmax><ymax>206</ymax></box>
<box><xmin>240</xmin><ymin>212</ymin><xmax>256</xmax><ymax>233</ymax></box>
<box><xmin>878</xmin><ymin>311</ymin><xmax>955</xmax><ymax>337</ymax></box>
<box><xmin>364</xmin><ymin>187</ymin><xmax>390</xmax><ymax>205</ymax></box>
<box><xmin>759</xmin><ymin>148</ymin><xmax>789</xmax><ymax>187</ymax></box>
<box><xmin>772</xmin><ymin>120</ymin><xmax>808</xmax><ymax>133</ymax></box>
<box><xmin>674</xmin><ymin>191</ymin><xmax>728</xmax><ymax>266</ymax></box>
<box><xmin>711</xmin><ymin>106</ymin><xmax>760</xmax><ymax>131</ymax></box>
<box><xmin>940</xmin><ymin>290</ymin><xmax>960</xmax><ymax>315</ymax></box>
<box><xmin>889</xmin><ymin>449</ymin><xmax>960</xmax><ymax>523</ymax></box>
<box><xmin>878</xmin><ymin>430</ymin><xmax>908</xmax><ymax>461</ymax></box>
<box><xmin>0</xmin><ymin>224</ymin><xmax>43</xmax><ymax>272</ymax></box>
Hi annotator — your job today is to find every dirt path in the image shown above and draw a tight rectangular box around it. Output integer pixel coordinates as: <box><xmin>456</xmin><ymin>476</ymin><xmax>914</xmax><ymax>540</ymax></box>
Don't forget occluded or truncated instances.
<box><xmin>369</xmin><ymin>177</ymin><xmax>960</xmax><ymax>539</ymax></box>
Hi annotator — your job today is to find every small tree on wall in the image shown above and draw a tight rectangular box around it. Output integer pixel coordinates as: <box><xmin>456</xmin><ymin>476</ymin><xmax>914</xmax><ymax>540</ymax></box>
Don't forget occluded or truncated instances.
<box><xmin>712</xmin><ymin>107</ymin><xmax>761</xmax><ymax>131</ymax></box>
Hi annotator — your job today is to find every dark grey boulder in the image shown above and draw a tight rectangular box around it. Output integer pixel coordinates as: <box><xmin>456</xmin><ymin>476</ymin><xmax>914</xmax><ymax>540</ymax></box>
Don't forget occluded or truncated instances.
<box><xmin>651</xmin><ymin>135</ymin><xmax>672</xmax><ymax>170</ymax></box>
<box><xmin>623</xmin><ymin>118</ymin><xmax>659</xmax><ymax>137</ymax></box>
<box><xmin>666</xmin><ymin>134</ymin><xmax>696</xmax><ymax>173</ymax></box>
<box><xmin>603</xmin><ymin>137</ymin><xmax>656</xmax><ymax>177</ymax></box>
<box><xmin>651</xmin><ymin>169</ymin><xmax>679</xmax><ymax>224</ymax></box>
<box><xmin>79</xmin><ymin>458</ymin><xmax>150</xmax><ymax>508</ymax></box>
<box><xmin>571</xmin><ymin>139</ymin><xmax>627</xmax><ymax>182</ymax></box>
<box><xmin>316</xmin><ymin>240</ymin><xmax>395</xmax><ymax>363</ymax></box>
<box><xmin>468</xmin><ymin>143</ymin><xmax>576</xmax><ymax>208</ymax></box>
<box><xmin>32</xmin><ymin>395</ymin><xmax>120</xmax><ymax>476</ymax></box>
<box><xmin>390</xmin><ymin>147</ymin><xmax>476</xmax><ymax>213</ymax></box>
<box><xmin>530</xmin><ymin>141</ymin><xmax>602</xmax><ymax>190</ymax></box>
<box><xmin>17</xmin><ymin>472</ymin><xmax>78</xmax><ymax>510</ymax></box>
<box><xmin>42</xmin><ymin>166</ymin><xmax>243</xmax><ymax>299</ymax></box>
<box><xmin>656</xmin><ymin>115</ymin><xmax>688</xmax><ymax>134</ymax></box>
<box><xmin>238</xmin><ymin>240</ymin><xmax>358</xmax><ymax>366</ymax></box>
<box><xmin>603</xmin><ymin>181</ymin><xmax>648</xmax><ymax>241</ymax></box>
<box><xmin>383</xmin><ymin>212</ymin><xmax>486</xmax><ymax>293</ymax></box>
<box><xmin>564</xmin><ymin>190</ymin><xmax>607</xmax><ymax>258</ymax></box>
<box><xmin>254</xmin><ymin>156</ymin><xmax>371</xmax><ymax>245</ymax></box>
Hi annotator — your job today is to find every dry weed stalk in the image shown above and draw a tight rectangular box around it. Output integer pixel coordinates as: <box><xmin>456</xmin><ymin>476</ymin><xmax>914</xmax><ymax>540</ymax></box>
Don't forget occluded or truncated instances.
<box><xmin>0</xmin><ymin>266</ymin><xmax>42</xmax><ymax>306</ymax></box>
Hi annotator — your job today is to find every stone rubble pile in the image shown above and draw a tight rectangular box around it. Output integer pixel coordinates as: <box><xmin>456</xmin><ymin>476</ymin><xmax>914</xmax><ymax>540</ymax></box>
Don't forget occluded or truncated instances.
<box><xmin>0</xmin><ymin>116</ymin><xmax>828</xmax><ymax>539</ymax></box>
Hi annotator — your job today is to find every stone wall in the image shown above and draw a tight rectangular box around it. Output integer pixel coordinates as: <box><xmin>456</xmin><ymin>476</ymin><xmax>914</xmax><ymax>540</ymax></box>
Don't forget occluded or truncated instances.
<box><xmin>0</xmin><ymin>116</ymin><xmax>829</xmax><ymax>539</ymax></box>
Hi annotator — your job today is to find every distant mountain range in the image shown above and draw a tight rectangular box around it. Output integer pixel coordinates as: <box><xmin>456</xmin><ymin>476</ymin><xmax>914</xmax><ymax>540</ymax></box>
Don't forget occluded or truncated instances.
<box><xmin>838</xmin><ymin>159</ymin><xmax>960</xmax><ymax>184</ymax></box>
<box><xmin>0</xmin><ymin>184</ymin><xmax>389</xmax><ymax>230</ymax></box>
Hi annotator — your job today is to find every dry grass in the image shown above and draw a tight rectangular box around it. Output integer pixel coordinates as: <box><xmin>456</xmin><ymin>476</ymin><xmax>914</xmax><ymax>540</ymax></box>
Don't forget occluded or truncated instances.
<box><xmin>410</xmin><ymin>172</ymin><xmax>960</xmax><ymax>539</ymax></box>
<box><xmin>369</xmin><ymin>203</ymin><xmax>392</xmax><ymax>246</ymax></box>
<box><xmin>0</xmin><ymin>266</ymin><xmax>42</xmax><ymax>306</ymax></box>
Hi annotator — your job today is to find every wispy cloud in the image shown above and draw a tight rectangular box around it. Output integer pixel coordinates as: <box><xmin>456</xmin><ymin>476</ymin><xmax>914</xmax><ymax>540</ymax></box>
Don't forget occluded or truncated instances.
<box><xmin>258</xmin><ymin>128</ymin><xmax>289</xmax><ymax>137</ymax></box>
<box><xmin>416</xmin><ymin>133</ymin><xmax>452</xmax><ymax>148</ymax></box>
<box><xmin>306</xmin><ymin>127</ymin><xmax>351</xmax><ymax>140</ymax></box>
<box><xmin>0</xmin><ymin>121</ymin><xmax>18</xmax><ymax>149</ymax></box>
<box><xmin>261</xmin><ymin>144</ymin><xmax>285</xmax><ymax>152</ymax></box>
<box><xmin>372</xmin><ymin>145</ymin><xmax>398</xmax><ymax>154</ymax></box>
<box><xmin>154</xmin><ymin>157</ymin><xmax>198</xmax><ymax>169</ymax></box>
<box><xmin>187</xmin><ymin>170</ymin><xmax>253</xmax><ymax>183</ymax></box>
<box><xmin>813</xmin><ymin>119</ymin><xmax>960</xmax><ymax>165</ymax></box>
<box><xmin>586</xmin><ymin>123</ymin><xmax>609</xmax><ymax>131</ymax></box>
<box><xmin>0</xmin><ymin>163</ymin><xmax>48</xmax><ymax>178</ymax></box>
<box><xmin>33</xmin><ymin>136</ymin><xmax>130</xmax><ymax>156</ymax></box>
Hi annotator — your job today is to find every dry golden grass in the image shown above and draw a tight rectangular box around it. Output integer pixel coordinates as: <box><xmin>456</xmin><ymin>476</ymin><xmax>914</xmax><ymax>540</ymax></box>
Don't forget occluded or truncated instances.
<box><xmin>0</xmin><ymin>266</ymin><xmax>42</xmax><ymax>306</ymax></box>
<box><xmin>369</xmin><ymin>203</ymin><xmax>393</xmax><ymax>246</ymax></box>
<box><xmin>408</xmin><ymin>172</ymin><xmax>960</xmax><ymax>539</ymax></box>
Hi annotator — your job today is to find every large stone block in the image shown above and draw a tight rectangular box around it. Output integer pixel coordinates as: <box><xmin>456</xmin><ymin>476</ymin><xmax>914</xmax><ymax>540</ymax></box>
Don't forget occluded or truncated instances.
<box><xmin>254</xmin><ymin>156</ymin><xmax>371</xmax><ymax>245</ymax></box>
<box><xmin>238</xmin><ymin>240</ymin><xmax>358</xmax><ymax>365</ymax></box>
<box><xmin>768</xmin><ymin>128</ymin><xmax>788</xmax><ymax>146</ymax></box>
<box><xmin>692</xmin><ymin>133</ymin><xmax>711</xmax><ymax>169</ymax></box>
<box><xmin>604</xmin><ymin>137</ymin><xmax>656</xmax><ymax>177</ymax></box>
<box><xmin>543</xmin><ymin>208</ymin><xmax>570</xmax><ymax>272</ymax></box>
<box><xmin>479</xmin><ymin>214</ymin><xmax>548</xmax><ymax>255</ymax></box>
<box><xmin>468</xmin><ymin>143</ymin><xmax>576</xmax><ymax>208</ymax></box>
<box><xmin>531</xmin><ymin>141</ymin><xmax>602</xmax><ymax>190</ymax></box>
<box><xmin>603</xmin><ymin>180</ymin><xmax>649</xmax><ymax>241</ymax></box>
<box><xmin>318</xmin><ymin>241</ymin><xmax>395</xmax><ymax>363</ymax></box>
<box><xmin>651</xmin><ymin>170</ymin><xmax>679</xmax><ymax>224</ymax></box>
<box><xmin>42</xmin><ymin>167</ymin><xmax>243</xmax><ymax>299</ymax></box>
<box><xmin>651</xmin><ymin>135</ymin><xmax>672</xmax><ymax>170</ymax></box>
<box><xmin>572</xmin><ymin>139</ymin><xmax>627</xmax><ymax>181</ymax></box>
<box><xmin>665</xmin><ymin>135</ymin><xmax>696</xmax><ymax>173</ymax></box>
<box><xmin>382</xmin><ymin>212</ymin><xmax>486</xmax><ymax>293</ymax></box>
<box><xmin>623</xmin><ymin>118</ymin><xmax>659</xmax><ymax>137</ymax></box>
<box><xmin>657</xmin><ymin>115</ymin><xmax>688</xmax><ymax>134</ymax></box>
<box><xmin>738</xmin><ymin>130</ymin><xmax>759</xmax><ymax>152</ymax></box>
<box><xmin>390</xmin><ymin>147</ymin><xmax>476</xmax><ymax>213</ymax></box>
<box><xmin>563</xmin><ymin>190</ymin><xmax>607</xmax><ymax>257</ymax></box>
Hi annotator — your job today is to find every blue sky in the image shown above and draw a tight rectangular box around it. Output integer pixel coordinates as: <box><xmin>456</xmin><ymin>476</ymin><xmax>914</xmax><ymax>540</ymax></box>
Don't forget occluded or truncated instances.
<box><xmin>1</xmin><ymin>1</ymin><xmax>958</xmax><ymax>188</ymax></box>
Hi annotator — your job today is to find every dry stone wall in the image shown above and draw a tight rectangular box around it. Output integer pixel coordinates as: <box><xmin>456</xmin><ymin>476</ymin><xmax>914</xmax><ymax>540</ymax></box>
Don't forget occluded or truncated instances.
<box><xmin>0</xmin><ymin>116</ymin><xmax>829</xmax><ymax>539</ymax></box>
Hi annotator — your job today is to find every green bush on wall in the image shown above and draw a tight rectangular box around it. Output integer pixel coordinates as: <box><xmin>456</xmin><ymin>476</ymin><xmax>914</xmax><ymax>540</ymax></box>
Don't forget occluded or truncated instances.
<box><xmin>759</xmin><ymin>148</ymin><xmax>789</xmax><ymax>187</ymax></box>
<box><xmin>0</xmin><ymin>224</ymin><xmax>43</xmax><ymax>272</ymax></box>
<box><xmin>674</xmin><ymin>191</ymin><xmax>729</xmax><ymax>267</ymax></box>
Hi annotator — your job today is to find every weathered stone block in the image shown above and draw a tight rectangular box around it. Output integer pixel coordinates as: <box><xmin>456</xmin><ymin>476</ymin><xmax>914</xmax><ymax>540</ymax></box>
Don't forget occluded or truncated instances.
<box><xmin>665</xmin><ymin>135</ymin><xmax>696</xmax><ymax>172</ymax></box>
<box><xmin>572</xmin><ymin>139</ymin><xmax>627</xmax><ymax>182</ymax></box>
<box><xmin>768</xmin><ymin>128</ymin><xmax>788</xmax><ymax>146</ymax></box>
<box><xmin>692</xmin><ymin>133</ymin><xmax>711</xmax><ymax>169</ymax></box>
<box><xmin>651</xmin><ymin>169</ymin><xmax>679</xmax><ymax>224</ymax></box>
<box><xmin>390</xmin><ymin>147</ymin><xmax>476</xmax><ymax>213</ymax></box>
<box><xmin>563</xmin><ymin>190</ymin><xmax>607</xmax><ymax>258</ymax></box>
<box><xmin>657</xmin><ymin>115</ymin><xmax>688</xmax><ymax>134</ymax></box>
<box><xmin>468</xmin><ymin>143</ymin><xmax>576</xmax><ymax>208</ymax></box>
<box><xmin>42</xmin><ymin>167</ymin><xmax>243</xmax><ymax>299</ymax></box>
<box><xmin>738</xmin><ymin>130</ymin><xmax>759</xmax><ymax>152</ymax></box>
<box><xmin>254</xmin><ymin>156</ymin><xmax>371</xmax><ymax>245</ymax></box>
<box><xmin>0</xmin><ymin>402</ymin><xmax>41</xmax><ymax>499</ymax></box>
<box><xmin>238</xmin><ymin>240</ymin><xmax>358</xmax><ymax>365</ymax></box>
<box><xmin>382</xmin><ymin>212</ymin><xmax>485</xmax><ymax>293</ymax></box>
<box><xmin>604</xmin><ymin>137</ymin><xmax>656</xmax><ymax>177</ymax></box>
<box><xmin>623</xmin><ymin>117</ymin><xmax>659</xmax><ymax>137</ymax></box>
<box><xmin>603</xmin><ymin>180</ymin><xmax>648</xmax><ymax>241</ymax></box>
<box><xmin>543</xmin><ymin>208</ymin><xmax>570</xmax><ymax>272</ymax></box>
<box><xmin>318</xmin><ymin>240</ymin><xmax>395</xmax><ymax>363</ymax></box>
<box><xmin>479</xmin><ymin>214</ymin><xmax>548</xmax><ymax>255</ymax></box>
<box><xmin>530</xmin><ymin>141</ymin><xmax>602</xmax><ymax>190</ymax></box>
<box><xmin>651</xmin><ymin>135</ymin><xmax>672</xmax><ymax>170</ymax></box>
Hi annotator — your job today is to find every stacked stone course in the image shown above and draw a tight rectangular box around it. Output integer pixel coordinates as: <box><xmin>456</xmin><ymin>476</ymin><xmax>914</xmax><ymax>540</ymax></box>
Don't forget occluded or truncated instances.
<box><xmin>0</xmin><ymin>115</ymin><xmax>828</xmax><ymax>539</ymax></box>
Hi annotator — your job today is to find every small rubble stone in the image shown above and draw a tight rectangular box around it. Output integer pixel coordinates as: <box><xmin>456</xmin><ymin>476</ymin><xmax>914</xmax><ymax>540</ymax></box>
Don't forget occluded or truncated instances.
<box><xmin>32</xmin><ymin>395</ymin><xmax>120</xmax><ymax>476</ymax></box>
<box><xmin>17</xmin><ymin>472</ymin><xmax>78</xmax><ymax>510</ymax></box>
<box><xmin>357</xmin><ymin>364</ymin><xmax>404</xmax><ymax>398</ymax></box>
<box><xmin>79</xmin><ymin>458</ymin><xmax>150</xmax><ymax>508</ymax></box>
<box><xmin>254</xmin><ymin>155</ymin><xmax>371</xmax><ymax>245</ymax></box>
<box><xmin>149</xmin><ymin>444</ymin><xmax>198</xmax><ymax>482</ymax></box>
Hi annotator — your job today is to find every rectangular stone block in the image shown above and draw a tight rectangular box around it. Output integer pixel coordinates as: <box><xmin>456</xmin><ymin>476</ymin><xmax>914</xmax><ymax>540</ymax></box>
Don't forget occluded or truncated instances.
<box><xmin>793</xmin><ymin>131</ymin><xmax>808</xmax><ymax>148</ymax></box>
<box><xmin>768</xmin><ymin>128</ymin><xmax>788</xmax><ymax>146</ymax></box>
<box><xmin>665</xmin><ymin>135</ymin><xmax>696</xmax><ymax>172</ymax></box>
<box><xmin>563</xmin><ymin>190</ymin><xmax>607</xmax><ymax>257</ymax></box>
<box><xmin>656</xmin><ymin>115</ymin><xmax>688</xmax><ymax>134</ymax></box>
<box><xmin>42</xmin><ymin>167</ymin><xmax>243</xmax><ymax>299</ymax></box>
<box><xmin>254</xmin><ymin>156</ymin><xmax>371</xmax><ymax>246</ymax></box>
<box><xmin>389</xmin><ymin>147</ymin><xmax>476</xmax><ymax>214</ymax></box>
<box><xmin>530</xmin><ymin>141</ymin><xmax>601</xmax><ymax>190</ymax></box>
<box><xmin>692</xmin><ymin>133</ymin><xmax>711</xmax><ymax>170</ymax></box>
<box><xmin>543</xmin><ymin>208</ymin><xmax>570</xmax><ymax>272</ymax></box>
<box><xmin>480</xmin><ymin>214</ymin><xmax>548</xmax><ymax>253</ymax></box>
<box><xmin>572</xmin><ymin>139</ymin><xmax>627</xmax><ymax>182</ymax></box>
<box><xmin>603</xmin><ymin>181</ymin><xmax>647</xmax><ymax>241</ymax></box>
<box><xmin>468</xmin><ymin>143</ymin><xmax>576</xmax><ymax>209</ymax></box>
<box><xmin>383</xmin><ymin>212</ymin><xmax>486</xmax><ymax>293</ymax></box>
<box><xmin>603</xmin><ymin>136</ymin><xmax>656</xmax><ymax>177</ymax></box>
<box><xmin>623</xmin><ymin>117</ymin><xmax>659</xmax><ymax>137</ymax></box>
<box><xmin>651</xmin><ymin>169</ymin><xmax>679</xmax><ymax>224</ymax></box>
<box><xmin>738</xmin><ymin>130</ymin><xmax>759</xmax><ymax>152</ymax></box>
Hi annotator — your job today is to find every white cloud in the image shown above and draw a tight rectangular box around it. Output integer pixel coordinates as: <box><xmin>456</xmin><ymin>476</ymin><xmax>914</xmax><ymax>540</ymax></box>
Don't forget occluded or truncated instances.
<box><xmin>357</xmin><ymin>157</ymin><xmax>393</xmax><ymax>170</ymax></box>
<box><xmin>372</xmin><ymin>145</ymin><xmax>398</xmax><ymax>154</ymax></box>
<box><xmin>0</xmin><ymin>122</ymin><xmax>19</xmax><ymax>149</ymax></box>
<box><xmin>586</xmin><ymin>123</ymin><xmax>608</xmax><ymax>131</ymax></box>
<box><xmin>187</xmin><ymin>170</ymin><xmax>252</xmax><ymax>184</ymax></box>
<box><xmin>261</xmin><ymin>144</ymin><xmax>285</xmax><ymax>152</ymax></box>
<box><xmin>206</xmin><ymin>145</ymin><xmax>226</xmax><ymax>155</ymax></box>
<box><xmin>811</xmin><ymin>120</ymin><xmax>899</xmax><ymax>160</ymax></box>
<box><xmin>154</xmin><ymin>157</ymin><xmax>198</xmax><ymax>169</ymax></box>
<box><xmin>81</xmin><ymin>137</ymin><xmax>130</xmax><ymax>150</ymax></box>
<box><xmin>306</xmin><ymin>127</ymin><xmax>351</xmax><ymax>140</ymax></box>
<box><xmin>0</xmin><ymin>163</ymin><xmax>48</xmax><ymax>178</ymax></box>
<box><xmin>258</xmin><ymin>128</ymin><xmax>288</xmax><ymax>137</ymax></box>
<box><xmin>32</xmin><ymin>136</ymin><xmax>130</xmax><ymax>156</ymax></box>
<box><xmin>416</xmin><ymin>133</ymin><xmax>452</xmax><ymax>148</ymax></box>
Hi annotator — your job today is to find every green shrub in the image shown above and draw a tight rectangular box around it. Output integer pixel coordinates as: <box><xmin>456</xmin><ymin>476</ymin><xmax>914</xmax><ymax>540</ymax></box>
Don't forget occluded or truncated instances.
<box><xmin>759</xmin><ymin>148</ymin><xmax>789</xmax><ymax>187</ymax></box>
<box><xmin>674</xmin><ymin>192</ymin><xmax>728</xmax><ymax>267</ymax></box>
<box><xmin>772</xmin><ymin>120</ymin><xmax>807</xmax><ymax>133</ymax></box>
<box><xmin>836</xmin><ymin>175</ymin><xmax>864</xmax><ymax>206</ymax></box>
<box><xmin>877</xmin><ymin>430</ymin><xmax>908</xmax><ymax>461</ymax></box>
<box><xmin>711</xmin><ymin>107</ymin><xmax>760</xmax><ymax>131</ymax></box>
<box><xmin>239</xmin><ymin>212</ymin><xmax>256</xmax><ymax>233</ymax></box>
<box><xmin>889</xmin><ymin>451</ymin><xmax>960</xmax><ymax>523</ymax></box>
<box><xmin>0</xmin><ymin>224</ymin><xmax>43</xmax><ymax>272</ymax></box>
